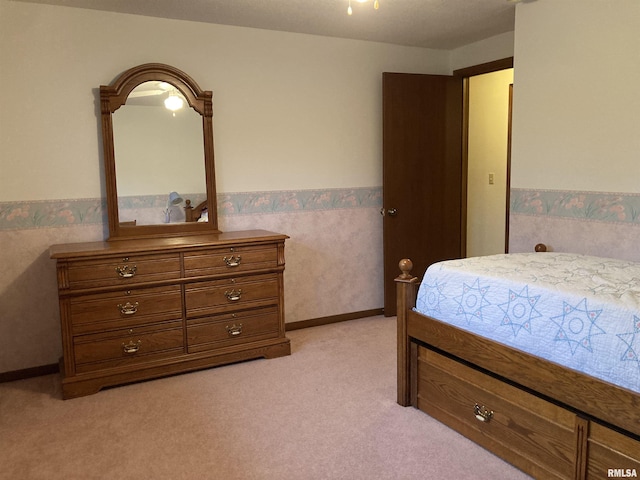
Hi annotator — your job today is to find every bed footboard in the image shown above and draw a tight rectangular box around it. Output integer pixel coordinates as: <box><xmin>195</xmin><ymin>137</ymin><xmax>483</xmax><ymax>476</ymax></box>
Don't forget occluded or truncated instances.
<box><xmin>395</xmin><ymin>258</ymin><xmax>640</xmax><ymax>479</ymax></box>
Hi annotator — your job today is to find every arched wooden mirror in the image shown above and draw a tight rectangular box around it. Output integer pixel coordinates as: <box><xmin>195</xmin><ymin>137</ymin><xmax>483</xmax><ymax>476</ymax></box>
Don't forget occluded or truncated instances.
<box><xmin>100</xmin><ymin>63</ymin><xmax>219</xmax><ymax>240</ymax></box>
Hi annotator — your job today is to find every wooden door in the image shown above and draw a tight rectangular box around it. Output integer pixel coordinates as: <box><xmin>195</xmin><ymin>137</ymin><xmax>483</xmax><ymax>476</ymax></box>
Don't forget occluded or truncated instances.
<box><xmin>382</xmin><ymin>73</ymin><xmax>463</xmax><ymax>316</ymax></box>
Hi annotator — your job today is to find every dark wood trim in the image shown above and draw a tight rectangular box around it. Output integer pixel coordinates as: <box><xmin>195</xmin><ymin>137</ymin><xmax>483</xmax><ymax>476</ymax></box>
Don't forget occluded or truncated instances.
<box><xmin>0</xmin><ymin>363</ymin><xmax>59</xmax><ymax>383</ymax></box>
<box><xmin>506</xmin><ymin>84</ymin><xmax>514</xmax><ymax>253</ymax></box>
<box><xmin>460</xmin><ymin>76</ymin><xmax>470</xmax><ymax>258</ymax></box>
<box><xmin>453</xmin><ymin>57</ymin><xmax>514</xmax><ymax>78</ymax></box>
<box><xmin>285</xmin><ymin>309</ymin><xmax>384</xmax><ymax>331</ymax></box>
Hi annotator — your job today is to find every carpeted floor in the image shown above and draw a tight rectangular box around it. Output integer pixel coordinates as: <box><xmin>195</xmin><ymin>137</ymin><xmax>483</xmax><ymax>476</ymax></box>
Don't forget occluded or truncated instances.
<box><xmin>0</xmin><ymin>316</ymin><xmax>531</xmax><ymax>479</ymax></box>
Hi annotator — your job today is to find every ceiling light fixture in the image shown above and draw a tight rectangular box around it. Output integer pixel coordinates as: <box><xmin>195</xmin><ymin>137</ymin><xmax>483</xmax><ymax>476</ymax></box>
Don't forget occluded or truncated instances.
<box><xmin>347</xmin><ymin>0</ymin><xmax>379</xmax><ymax>16</ymax></box>
<box><xmin>164</xmin><ymin>89</ymin><xmax>184</xmax><ymax>115</ymax></box>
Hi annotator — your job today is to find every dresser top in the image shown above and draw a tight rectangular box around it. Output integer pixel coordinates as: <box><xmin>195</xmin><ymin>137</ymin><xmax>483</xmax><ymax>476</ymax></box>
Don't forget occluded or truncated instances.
<box><xmin>50</xmin><ymin>230</ymin><xmax>288</xmax><ymax>260</ymax></box>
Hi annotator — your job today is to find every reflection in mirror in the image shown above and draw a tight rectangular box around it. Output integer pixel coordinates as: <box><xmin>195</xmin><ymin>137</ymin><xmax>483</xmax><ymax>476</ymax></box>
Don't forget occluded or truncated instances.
<box><xmin>100</xmin><ymin>63</ymin><xmax>219</xmax><ymax>239</ymax></box>
<box><xmin>113</xmin><ymin>81</ymin><xmax>206</xmax><ymax>226</ymax></box>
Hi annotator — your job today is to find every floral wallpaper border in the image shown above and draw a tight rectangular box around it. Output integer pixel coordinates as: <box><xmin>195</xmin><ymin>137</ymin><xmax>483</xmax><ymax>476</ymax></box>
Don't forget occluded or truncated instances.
<box><xmin>5</xmin><ymin>187</ymin><xmax>640</xmax><ymax>231</ymax></box>
<box><xmin>0</xmin><ymin>198</ymin><xmax>108</xmax><ymax>230</ymax></box>
<box><xmin>510</xmin><ymin>189</ymin><xmax>640</xmax><ymax>224</ymax></box>
<box><xmin>0</xmin><ymin>187</ymin><xmax>383</xmax><ymax>231</ymax></box>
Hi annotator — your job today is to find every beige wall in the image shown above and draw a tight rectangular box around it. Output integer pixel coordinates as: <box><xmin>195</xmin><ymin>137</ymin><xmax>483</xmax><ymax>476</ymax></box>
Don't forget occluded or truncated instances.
<box><xmin>511</xmin><ymin>0</ymin><xmax>640</xmax><ymax>193</ymax></box>
<box><xmin>0</xmin><ymin>1</ymin><xmax>451</xmax><ymax>202</ymax></box>
<box><xmin>2</xmin><ymin>1</ymin><xmax>510</xmax><ymax>373</ymax></box>
<box><xmin>508</xmin><ymin>0</ymin><xmax>640</xmax><ymax>258</ymax></box>
<box><xmin>450</xmin><ymin>31</ymin><xmax>515</xmax><ymax>72</ymax></box>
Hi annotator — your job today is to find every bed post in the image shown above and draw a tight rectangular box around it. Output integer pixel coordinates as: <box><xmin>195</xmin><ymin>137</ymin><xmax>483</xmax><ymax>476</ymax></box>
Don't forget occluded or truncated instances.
<box><xmin>184</xmin><ymin>199</ymin><xmax>195</xmax><ymax>222</ymax></box>
<box><xmin>396</xmin><ymin>259</ymin><xmax>419</xmax><ymax>407</ymax></box>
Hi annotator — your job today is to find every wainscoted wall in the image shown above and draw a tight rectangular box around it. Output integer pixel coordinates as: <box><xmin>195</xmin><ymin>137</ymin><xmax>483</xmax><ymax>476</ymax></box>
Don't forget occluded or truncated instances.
<box><xmin>9</xmin><ymin>186</ymin><xmax>636</xmax><ymax>373</ymax></box>
<box><xmin>0</xmin><ymin>188</ymin><xmax>383</xmax><ymax>373</ymax></box>
<box><xmin>510</xmin><ymin>188</ymin><xmax>640</xmax><ymax>262</ymax></box>
<box><xmin>217</xmin><ymin>188</ymin><xmax>384</xmax><ymax>323</ymax></box>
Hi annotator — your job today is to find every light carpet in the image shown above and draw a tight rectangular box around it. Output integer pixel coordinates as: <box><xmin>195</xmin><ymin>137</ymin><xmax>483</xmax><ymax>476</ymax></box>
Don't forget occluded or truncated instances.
<box><xmin>0</xmin><ymin>316</ymin><xmax>531</xmax><ymax>479</ymax></box>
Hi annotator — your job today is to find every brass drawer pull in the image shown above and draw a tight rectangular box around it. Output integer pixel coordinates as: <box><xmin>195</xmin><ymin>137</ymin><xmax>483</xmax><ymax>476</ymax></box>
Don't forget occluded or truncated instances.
<box><xmin>122</xmin><ymin>340</ymin><xmax>142</xmax><ymax>354</ymax></box>
<box><xmin>223</xmin><ymin>255</ymin><xmax>242</xmax><ymax>267</ymax></box>
<box><xmin>224</xmin><ymin>289</ymin><xmax>242</xmax><ymax>301</ymax></box>
<box><xmin>115</xmin><ymin>264</ymin><xmax>137</xmax><ymax>278</ymax></box>
<box><xmin>226</xmin><ymin>324</ymin><xmax>243</xmax><ymax>337</ymax></box>
<box><xmin>117</xmin><ymin>301</ymin><xmax>139</xmax><ymax>315</ymax></box>
<box><xmin>474</xmin><ymin>403</ymin><xmax>494</xmax><ymax>423</ymax></box>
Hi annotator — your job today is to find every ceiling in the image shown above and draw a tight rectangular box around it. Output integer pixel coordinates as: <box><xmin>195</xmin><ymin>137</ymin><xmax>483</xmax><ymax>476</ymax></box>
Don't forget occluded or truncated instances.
<box><xmin>14</xmin><ymin>0</ymin><xmax>520</xmax><ymax>50</ymax></box>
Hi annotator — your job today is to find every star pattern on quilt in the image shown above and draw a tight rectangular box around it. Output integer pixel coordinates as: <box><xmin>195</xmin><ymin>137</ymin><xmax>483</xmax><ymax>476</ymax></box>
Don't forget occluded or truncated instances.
<box><xmin>550</xmin><ymin>298</ymin><xmax>604</xmax><ymax>354</ymax></box>
<box><xmin>417</xmin><ymin>280</ymin><xmax>447</xmax><ymax>316</ymax></box>
<box><xmin>454</xmin><ymin>278</ymin><xmax>490</xmax><ymax>323</ymax></box>
<box><xmin>617</xmin><ymin>315</ymin><xmax>640</xmax><ymax>369</ymax></box>
<box><xmin>498</xmin><ymin>286</ymin><xmax>542</xmax><ymax>337</ymax></box>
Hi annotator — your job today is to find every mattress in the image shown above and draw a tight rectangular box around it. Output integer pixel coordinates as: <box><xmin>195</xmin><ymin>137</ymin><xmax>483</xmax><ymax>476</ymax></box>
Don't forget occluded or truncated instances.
<box><xmin>415</xmin><ymin>252</ymin><xmax>640</xmax><ymax>394</ymax></box>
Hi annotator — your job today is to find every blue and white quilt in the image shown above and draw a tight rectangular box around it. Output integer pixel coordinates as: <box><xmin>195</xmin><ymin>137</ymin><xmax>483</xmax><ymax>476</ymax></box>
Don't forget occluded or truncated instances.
<box><xmin>415</xmin><ymin>252</ymin><xmax>640</xmax><ymax>394</ymax></box>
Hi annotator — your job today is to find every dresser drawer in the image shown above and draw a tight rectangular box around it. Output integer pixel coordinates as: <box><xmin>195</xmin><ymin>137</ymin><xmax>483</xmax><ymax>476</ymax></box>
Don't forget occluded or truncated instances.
<box><xmin>65</xmin><ymin>253</ymin><xmax>180</xmax><ymax>289</ymax></box>
<box><xmin>586</xmin><ymin>422</ymin><xmax>640</xmax><ymax>479</ymax></box>
<box><xmin>73</xmin><ymin>321</ymin><xmax>184</xmax><ymax>373</ymax></box>
<box><xmin>184</xmin><ymin>244</ymin><xmax>278</xmax><ymax>277</ymax></box>
<box><xmin>416</xmin><ymin>346</ymin><xmax>577</xmax><ymax>480</ymax></box>
<box><xmin>185</xmin><ymin>274</ymin><xmax>279</xmax><ymax>317</ymax></box>
<box><xmin>68</xmin><ymin>286</ymin><xmax>182</xmax><ymax>335</ymax></box>
<box><xmin>187</xmin><ymin>306</ymin><xmax>280</xmax><ymax>353</ymax></box>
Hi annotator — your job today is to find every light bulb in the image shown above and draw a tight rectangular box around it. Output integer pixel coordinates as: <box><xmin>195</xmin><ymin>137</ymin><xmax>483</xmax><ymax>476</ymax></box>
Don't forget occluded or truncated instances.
<box><xmin>164</xmin><ymin>94</ymin><xmax>184</xmax><ymax>112</ymax></box>
<box><xmin>347</xmin><ymin>0</ymin><xmax>379</xmax><ymax>15</ymax></box>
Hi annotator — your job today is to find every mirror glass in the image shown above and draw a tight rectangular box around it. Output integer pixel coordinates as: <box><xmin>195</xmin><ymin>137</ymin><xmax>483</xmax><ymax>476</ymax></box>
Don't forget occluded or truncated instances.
<box><xmin>100</xmin><ymin>63</ymin><xmax>219</xmax><ymax>239</ymax></box>
<box><xmin>113</xmin><ymin>81</ymin><xmax>206</xmax><ymax>225</ymax></box>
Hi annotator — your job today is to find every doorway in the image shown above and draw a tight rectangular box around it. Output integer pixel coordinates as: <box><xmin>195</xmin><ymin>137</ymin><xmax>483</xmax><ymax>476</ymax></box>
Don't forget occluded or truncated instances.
<box><xmin>465</xmin><ymin>68</ymin><xmax>514</xmax><ymax>257</ymax></box>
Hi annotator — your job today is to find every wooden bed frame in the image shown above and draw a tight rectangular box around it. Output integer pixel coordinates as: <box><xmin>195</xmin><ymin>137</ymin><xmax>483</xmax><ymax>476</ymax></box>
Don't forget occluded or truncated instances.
<box><xmin>396</xmin><ymin>257</ymin><xmax>640</xmax><ymax>479</ymax></box>
<box><xmin>184</xmin><ymin>199</ymin><xmax>208</xmax><ymax>222</ymax></box>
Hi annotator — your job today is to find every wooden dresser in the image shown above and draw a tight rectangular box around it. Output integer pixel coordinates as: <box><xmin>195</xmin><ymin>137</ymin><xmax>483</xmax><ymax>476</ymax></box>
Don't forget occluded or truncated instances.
<box><xmin>50</xmin><ymin>230</ymin><xmax>290</xmax><ymax>399</ymax></box>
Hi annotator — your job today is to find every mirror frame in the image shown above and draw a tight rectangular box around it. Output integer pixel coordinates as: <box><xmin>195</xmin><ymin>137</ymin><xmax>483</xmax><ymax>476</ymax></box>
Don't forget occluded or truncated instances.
<box><xmin>100</xmin><ymin>63</ymin><xmax>219</xmax><ymax>240</ymax></box>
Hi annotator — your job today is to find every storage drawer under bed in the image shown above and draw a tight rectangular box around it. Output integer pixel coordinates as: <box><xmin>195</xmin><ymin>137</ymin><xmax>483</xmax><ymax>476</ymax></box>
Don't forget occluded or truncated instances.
<box><xmin>586</xmin><ymin>422</ymin><xmax>640</xmax><ymax>479</ymax></box>
<box><xmin>415</xmin><ymin>345</ymin><xmax>578</xmax><ymax>480</ymax></box>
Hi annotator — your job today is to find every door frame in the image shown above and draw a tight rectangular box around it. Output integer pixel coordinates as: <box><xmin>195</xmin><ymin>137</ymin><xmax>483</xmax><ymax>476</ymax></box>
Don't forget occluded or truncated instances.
<box><xmin>454</xmin><ymin>57</ymin><xmax>514</xmax><ymax>257</ymax></box>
